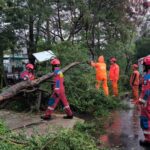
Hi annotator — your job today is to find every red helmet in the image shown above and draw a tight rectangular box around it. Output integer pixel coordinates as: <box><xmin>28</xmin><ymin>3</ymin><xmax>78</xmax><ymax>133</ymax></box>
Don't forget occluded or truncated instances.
<box><xmin>26</xmin><ymin>63</ymin><xmax>34</xmax><ymax>70</ymax></box>
<box><xmin>50</xmin><ymin>58</ymin><xmax>60</xmax><ymax>65</ymax></box>
<box><xmin>132</xmin><ymin>64</ymin><xmax>138</xmax><ymax>69</ymax></box>
<box><xmin>110</xmin><ymin>57</ymin><xmax>117</xmax><ymax>62</ymax></box>
<box><xmin>144</xmin><ymin>56</ymin><xmax>150</xmax><ymax>65</ymax></box>
<box><xmin>143</xmin><ymin>1</ymin><xmax>150</xmax><ymax>9</ymax></box>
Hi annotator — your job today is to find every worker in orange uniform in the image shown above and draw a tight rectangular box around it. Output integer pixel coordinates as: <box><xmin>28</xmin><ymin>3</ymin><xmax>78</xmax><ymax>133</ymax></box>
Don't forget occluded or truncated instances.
<box><xmin>109</xmin><ymin>57</ymin><xmax>120</xmax><ymax>96</ymax></box>
<box><xmin>130</xmin><ymin>64</ymin><xmax>140</xmax><ymax>104</ymax></box>
<box><xmin>90</xmin><ymin>56</ymin><xmax>109</xmax><ymax>96</ymax></box>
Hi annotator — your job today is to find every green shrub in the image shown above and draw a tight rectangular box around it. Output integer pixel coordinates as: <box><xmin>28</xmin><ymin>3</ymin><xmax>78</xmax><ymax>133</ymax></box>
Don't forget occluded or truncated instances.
<box><xmin>75</xmin><ymin>121</ymin><xmax>105</xmax><ymax>138</ymax></box>
<box><xmin>119</xmin><ymin>74</ymin><xmax>130</xmax><ymax>92</ymax></box>
<box><xmin>28</xmin><ymin>129</ymin><xmax>98</xmax><ymax>150</ymax></box>
<box><xmin>0</xmin><ymin>121</ymin><xmax>22</xmax><ymax>150</ymax></box>
<box><xmin>51</xmin><ymin>41</ymin><xmax>88</xmax><ymax>67</ymax></box>
<box><xmin>0</xmin><ymin>120</ymin><xmax>8</xmax><ymax>134</ymax></box>
<box><xmin>36</xmin><ymin>42</ymin><xmax>122</xmax><ymax>116</ymax></box>
<box><xmin>64</xmin><ymin>65</ymin><xmax>121</xmax><ymax>116</ymax></box>
<box><xmin>0</xmin><ymin>128</ymin><xmax>98</xmax><ymax>150</ymax></box>
<box><xmin>0</xmin><ymin>142</ymin><xmax>22</xmax><ymax>150</ymax></box>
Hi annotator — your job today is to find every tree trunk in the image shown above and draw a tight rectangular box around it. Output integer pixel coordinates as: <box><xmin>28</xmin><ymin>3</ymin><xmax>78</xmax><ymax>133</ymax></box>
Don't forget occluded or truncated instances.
<box><xmin>46</xmin><ymin>19</ymin><xmax>51</xmax><ymax>42</ymax></box>
<box><xmin>28</xmin><ymin>15</ymin><xmax>35</xmax><ymax>64</ymax></box>
<box><xmin>0</xmin><ymin>62</ymin><xmax>80</xmax><ymax>102</ymax></box>
<box><xmin>0</xmin><ymin>50</ymin><xmax>4</xmax><ymax>88</ymax></box>
<box><xmin>56</xmin><ymin>0</ymin><xmax>64</xmax><ymax>41</ymax></box>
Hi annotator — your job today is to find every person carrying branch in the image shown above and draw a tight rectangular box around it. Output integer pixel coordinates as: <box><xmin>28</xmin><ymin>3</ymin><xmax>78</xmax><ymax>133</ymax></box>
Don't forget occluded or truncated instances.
<box><xmin>41</xmin><ymin>58</ymin><xmax>73</xmax><ymax>120</ymax></box>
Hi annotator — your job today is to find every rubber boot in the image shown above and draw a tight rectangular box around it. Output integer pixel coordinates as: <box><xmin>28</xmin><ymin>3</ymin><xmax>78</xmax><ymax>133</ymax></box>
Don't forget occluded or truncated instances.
<box><xmin>139</xmin><ymin>140</ymin><xmax>150</xmax><ymax>147</ymax></box>
<box><xmin>41</xmin><ymin>115</ymin><xmax>51</xmax><ymax>120</ymax></box>
<box><xmin>63</xmin><ymin>115</ymin><xmax>73</xmax><ymax>119</ymax></box>
<box><xmin>64</xmin><ymin>107</ymin><xmax>73</xmax><ymax>119</ymax></box>
<box><xmin>41</xmin><ymin>109</ymin><xmax>52</xmax><ymax>120</ymax></box>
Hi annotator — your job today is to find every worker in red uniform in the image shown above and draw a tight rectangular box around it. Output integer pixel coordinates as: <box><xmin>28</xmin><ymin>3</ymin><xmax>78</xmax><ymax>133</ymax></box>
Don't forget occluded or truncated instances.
<box><xmin>130</xmin><ymin>64</ymin><xmax>140</xmax><ymax>104</ymax></box>
<box><xmin>90</xmin><ymin>55</ymin><xmax>109</xmax><ymax>96</ymax></box>
<box><xmin>20</xmin><ymin>63</ymin><xmax>35</xmax><ymax>81</ymax></box>
<box><xmin>41</xmin><ymin>58</ymin><xmax>73</xmax><ymax>120</ymax></box>
<box><xmin>139</xmin><ymin>56</ymin><xmax>150</xmax><ymax>147</ymax></box>
<box><xmin>109</xmin><ymin>57</ymin><xmax>120</xmax><ymax>96</ymax></box>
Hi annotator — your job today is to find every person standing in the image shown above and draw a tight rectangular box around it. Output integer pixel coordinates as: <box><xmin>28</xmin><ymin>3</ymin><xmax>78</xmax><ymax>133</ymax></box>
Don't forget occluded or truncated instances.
<box><xmin>130</xmin><ymin>64</ymin><xmax>140</xmax><ymax>104</ymax></box>
<box><xmin>139</xmin><ymin>56</ymin><xmax>150</xmax><ymax>147</ymax></box>
<box><xmin>41</xmin><ymin>58</ymin><xmax>73</xmax><ymax>120</ymax></box>
<box><xmin>109</xmin><ymin>57</ymin><xmax>119</xmax><ymax>96</ymax></box>
<box><xmin>90</xmin><ymin>55</ymin><xmax>109</xmax><ymax>96</ymax></box>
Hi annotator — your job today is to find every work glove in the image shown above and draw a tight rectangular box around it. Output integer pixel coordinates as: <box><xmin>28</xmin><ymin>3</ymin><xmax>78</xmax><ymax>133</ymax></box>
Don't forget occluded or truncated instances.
<box><xmin>139</xmin><ymin>98</ymin><xmax>146</xmax><ymax>105</ymax></box>
<box><xmin>23</xmin><ymin>75</ymin><xmax>29</xmax><ymax>81</ymax></box>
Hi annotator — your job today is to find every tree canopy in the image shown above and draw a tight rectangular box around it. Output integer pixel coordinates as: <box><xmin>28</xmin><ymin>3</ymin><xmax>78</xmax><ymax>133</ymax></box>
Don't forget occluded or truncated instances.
<box><xmin>0</xmin><ymin>0</ymin><xmax>149</xmax><ymax>87</ymax></box>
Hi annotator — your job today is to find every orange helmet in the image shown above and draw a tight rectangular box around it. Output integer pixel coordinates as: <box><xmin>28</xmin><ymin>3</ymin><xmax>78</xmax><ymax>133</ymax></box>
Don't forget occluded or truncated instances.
<box><xmin>110</xmin><ymin>57</ymin><xmax>116</xmax><ymax>62</ymax></box>
<box><xmin>26</xmin><ymin>63</ymin><xmax>34</xmax><ymax>70</ymax></box>
<box><xmin>132</xmin><ymin>64</ymin><xmax>138</xmax><ymax>69</ymax></box>
<box><xmin>50</xmin><ymin>58</ymin><xmax>60</xmax><ymax>65</ymax></box>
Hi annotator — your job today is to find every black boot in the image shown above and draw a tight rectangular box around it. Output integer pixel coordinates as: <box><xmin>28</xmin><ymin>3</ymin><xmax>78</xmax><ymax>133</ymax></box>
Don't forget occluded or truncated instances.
<box><xmin>63</xmin><ymin>115</ymin><xmax>73</xmax><ymax>119</ymax></box>
<box><xmin>41</xmin><ymin>115</ymin><xmax>51</xmax><ymax>120</ymax></box>
<box><xmin>139</xmin><ymin>140</ymin><xmax>150</xmax><ymax>147</ymax></box>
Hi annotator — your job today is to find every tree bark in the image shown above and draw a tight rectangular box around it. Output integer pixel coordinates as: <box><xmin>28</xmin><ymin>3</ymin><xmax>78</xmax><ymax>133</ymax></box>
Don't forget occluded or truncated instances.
<box><xmin>46</xmin><ymin>19</ymin><xmax>51</xmax><ymax>42</ymax></box>
<box><xmin>56</xmin><ymin>0</ymin><xmax>64</xmax><ymax>41</ymax></box>
<box><xmin>0</xmin><ymin>49</ymin><xmax>4</xmax><ymax>88</ymax></box>
<box><xmin>28</xmin><ymin>15</ymin><xmax>35</xmax><ymax>64</ymax></box>
<box><xmin>0</xmin><ymin>62</ymin><xmax>80</xmax><ymax>102</ymax></box>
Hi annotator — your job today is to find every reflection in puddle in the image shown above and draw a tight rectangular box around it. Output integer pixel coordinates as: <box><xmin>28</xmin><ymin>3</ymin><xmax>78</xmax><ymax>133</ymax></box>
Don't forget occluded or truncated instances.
<box><xmin>99</xmin><ymin>100</ymin><xmax>148</xmax><ymax>150</ymax></box>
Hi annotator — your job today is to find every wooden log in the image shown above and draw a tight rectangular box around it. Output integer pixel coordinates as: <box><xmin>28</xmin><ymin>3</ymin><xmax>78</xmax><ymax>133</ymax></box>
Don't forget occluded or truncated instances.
<box><xmin>0</xmin><ymin>62</ymin><xmax>80</xmax><ymax>102</ymax></box>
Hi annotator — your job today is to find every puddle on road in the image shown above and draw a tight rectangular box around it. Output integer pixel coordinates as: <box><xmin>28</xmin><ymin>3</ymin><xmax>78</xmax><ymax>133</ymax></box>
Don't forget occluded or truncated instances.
<box><xmin>99</xmin><ymin>99</ymin><xmax>149</xmax><ymax>150</ymax></box>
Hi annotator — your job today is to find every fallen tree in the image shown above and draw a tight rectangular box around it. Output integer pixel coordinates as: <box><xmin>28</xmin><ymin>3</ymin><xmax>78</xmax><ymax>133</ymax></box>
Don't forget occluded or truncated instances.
<box><xmin>0</xmin><ymin>62</ymin><xmax>80</xmax><ymax>102</ymax></box>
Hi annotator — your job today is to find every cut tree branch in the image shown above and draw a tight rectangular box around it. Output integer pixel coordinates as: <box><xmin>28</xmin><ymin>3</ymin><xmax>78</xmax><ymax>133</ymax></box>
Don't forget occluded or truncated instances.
<box><xmin>0</xmin><ymin>62</ymin><xmax>80</xmax><ymax>102</ymax></box>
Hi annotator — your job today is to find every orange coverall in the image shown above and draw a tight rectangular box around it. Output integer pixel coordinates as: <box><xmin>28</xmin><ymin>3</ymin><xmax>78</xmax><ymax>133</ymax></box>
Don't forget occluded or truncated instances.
<box><xmin>109</xmin><ymin>63</ymin><xmax>119</xmax><ymax>96</ymax></box>
<box><xmin>130</xmin><ymin>70</ymin><xmax>140</xmax><ymax>103</ymax></box>
<box><xmin>91</xmin><ymin>56</ymin><xmax>109</xmax><ymax>96</ymax></box>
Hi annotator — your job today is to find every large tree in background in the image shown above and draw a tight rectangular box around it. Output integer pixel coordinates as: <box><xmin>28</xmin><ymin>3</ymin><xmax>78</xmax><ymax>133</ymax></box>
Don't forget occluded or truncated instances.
<box><xmin>136</xmin><ymin>37</ymin><xmax>150</xmax><ymax>59</ymax></box>
<box><xmin>0</xmin><ymin>27</ymin><xmax>16</xmax><ymax>88</ymax></box>
<box><xmin>0</xmin><ymin>1</ymin><xmax>16</xmax><ymax>88</ymax></box>
<box><xmin>0</xmin><ymin>0</ymin><xmax>148</xmax><ymax>84</ymax></box>
<box><xmin>4</xmin><ymin>0</ymin><xmax>52</xmax><ymax>63</ymax></box>
<box><xmin>4</xmin><ymin>0</ymin><xmax>136</xmax><ymax>49</ymax></box>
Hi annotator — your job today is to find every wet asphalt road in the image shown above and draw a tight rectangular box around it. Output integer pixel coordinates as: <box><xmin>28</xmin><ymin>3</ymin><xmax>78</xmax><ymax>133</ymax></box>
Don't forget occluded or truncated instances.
<box><xmin>100</xmin><ymin>98</ymin><xmax>150</xmax><ymax>150</ymax></box>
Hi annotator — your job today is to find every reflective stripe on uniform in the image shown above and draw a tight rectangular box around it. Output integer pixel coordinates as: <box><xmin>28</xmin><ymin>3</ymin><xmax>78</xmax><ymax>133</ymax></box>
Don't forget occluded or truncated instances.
<box><xmin>139</xmin><ymin>98</ymin><xmax>146</xmax><ymax>103</ymax></box>
<box><xmin>143</xmin><ymin>131</ymin><xmax>150</xmax><ymax>135</ymax></box>
<box><xmin>48</xmin><ymin>106</ymin><xmax>54</xmax><ymax>110</ymax></box>
<box><xmin>64</xmin><ymin>105</ymin><xmax>70</xmax><ymax>109</ymax></box>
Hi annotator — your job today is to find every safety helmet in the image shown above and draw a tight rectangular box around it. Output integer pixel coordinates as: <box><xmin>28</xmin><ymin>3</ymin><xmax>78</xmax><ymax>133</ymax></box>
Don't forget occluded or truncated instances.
<box><xmin>132</xmin><ymin>64</ymin><xmax>138</xmax><ymax>69</ymax></box>
<box><xmin>50</xmin><ymin>58</ymin><xmax>60</xmax><ymax>65</ymax></box>
<box><xmin>110</xmin><ymin>57</ymin><xmax>117</xmax><ymax>62</ymax></box>
<box><xmin>143</xmin><ymin>1</ymin><xmax>150</xmax><ymax>9</ymax></box>
<box><xmin>26</xmin><ymin>63</ymin><xmax>34</xmax><ymax>70</ymax></box>
<box><xmin>143</xmin><ymin>56</ymin><xmax>150</xmax><ymax>65</ymax></box>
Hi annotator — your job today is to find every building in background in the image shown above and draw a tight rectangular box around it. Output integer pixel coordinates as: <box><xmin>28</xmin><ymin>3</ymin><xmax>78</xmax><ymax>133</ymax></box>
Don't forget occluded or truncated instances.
<box><xmin>3</xmin><ymin>54</ymin><xmax>28</xmax><ymax>83</ymax></box>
